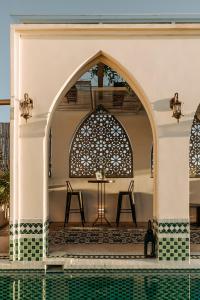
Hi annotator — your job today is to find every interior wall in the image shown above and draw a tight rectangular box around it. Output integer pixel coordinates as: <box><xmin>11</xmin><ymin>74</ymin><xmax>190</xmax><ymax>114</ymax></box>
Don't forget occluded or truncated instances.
<box><xmin>190</xmin><ymin>178</ymin><xmax>200</xmax><ymax>222</ymax></box>
<box><xmin>49</xmin><ymin>110</ymin><xmax>153</xmax><ymax>223</ymax></box>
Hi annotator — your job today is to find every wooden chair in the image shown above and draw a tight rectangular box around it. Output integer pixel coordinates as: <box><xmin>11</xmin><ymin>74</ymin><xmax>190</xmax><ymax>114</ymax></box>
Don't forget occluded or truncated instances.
<box><xmin>64</xmin><ymin>181</ymin><xmax>85</xmax><ymax>227</ymax></box>
<box><xmin>116</xmin><ymin>180</ymin><xmax>137</xmax><ymax>227</ymax></box>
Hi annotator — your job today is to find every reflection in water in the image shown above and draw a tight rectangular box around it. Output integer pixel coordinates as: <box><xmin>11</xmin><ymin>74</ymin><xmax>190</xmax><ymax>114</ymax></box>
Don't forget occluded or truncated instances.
<box><xmin>0</xmin><ymin>271</ymin><xmax>198</xmax><ymax>299</ymax></box>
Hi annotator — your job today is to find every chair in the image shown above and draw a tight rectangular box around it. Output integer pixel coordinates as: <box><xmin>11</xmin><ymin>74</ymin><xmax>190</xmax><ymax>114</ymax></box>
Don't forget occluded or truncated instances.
<box><xmin>64</xmin><ymin>181</ymin><xmax>85</xmax><ymax>227</ymax></box>
<box><xmin>116</xmin><ymin>180</ymin><xmax>137</xmax><ymax>227</ymax></box>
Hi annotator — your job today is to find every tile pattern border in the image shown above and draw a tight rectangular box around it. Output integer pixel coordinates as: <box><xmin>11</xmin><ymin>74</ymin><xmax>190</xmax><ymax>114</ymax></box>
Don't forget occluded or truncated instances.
<box><xmin>155</xmin><ymin>219</ymin><xmax>190</xmax><ymax>261</ymax></box>
<box><xmin>9</xmin><ymin>220</ymin><xmax>49</xmax><ymax>261</ymax></box>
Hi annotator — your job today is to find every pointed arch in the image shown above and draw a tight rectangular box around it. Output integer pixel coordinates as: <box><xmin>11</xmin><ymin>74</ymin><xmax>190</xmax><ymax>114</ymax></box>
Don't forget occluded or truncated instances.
<box><xmin>46</xmin><ymin>50</ymin><xmax>157</xmax><ymax>144</ymax></box>
<box><xmin>189</xmin><ymin>104</ymin><xmax>200</xmax><ymax>177</ymax></box>
<box><xmin>45</xmin><ymin>50</ymin><xmax>158</xmax><ymax>217</ymax></box>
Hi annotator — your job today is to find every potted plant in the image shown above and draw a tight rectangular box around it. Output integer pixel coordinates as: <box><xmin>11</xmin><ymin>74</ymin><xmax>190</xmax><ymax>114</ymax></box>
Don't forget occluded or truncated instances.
<box><xmin>90</xmin><ymin>63</ymin><xmax>131</xmax><ymax>105</ymax></box>
<box><xmin>0</xmin><ymin>170</ymin><xmax>10</xmax><ymax>226</ymax></box>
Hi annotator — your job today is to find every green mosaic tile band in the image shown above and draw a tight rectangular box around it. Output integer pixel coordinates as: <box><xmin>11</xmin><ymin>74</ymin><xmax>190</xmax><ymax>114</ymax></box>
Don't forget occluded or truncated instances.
<box><xmin>9</xmin><ymin>220</ymin><xmax>49</xmax><ymax>261</ymax></box>
<box><xmin>10</xmin><ymin>220</ymin><xmax>49</xmax><ymax>235</ymax></box>
<box><xmin>158</xmin><ymin>237</ymin><xmax>189</xmax><ymax>261</ymax></box>
<box><xmin>155</xmin><ymin>219</ymin><xmax>189</xmax><ymax>261</ymax></box>
<box><xmin>10</xmin><ymin>223</ymin><xmax>43</xmax><ymax>235</ymax></box>
<box><xmin>158</xmin><ymin>222</ymin><xmax>189</xmax><ymax>234</ymax></box>
<box><xmin>10</xmin><ymin>237</ymin><xmax>43</xmax><ymax>261</ymax></box>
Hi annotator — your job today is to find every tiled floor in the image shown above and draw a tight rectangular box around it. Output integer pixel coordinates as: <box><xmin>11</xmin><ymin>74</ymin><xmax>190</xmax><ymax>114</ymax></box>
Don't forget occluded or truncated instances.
<box><xmin>2</xmin><ymin>222</ymin><xmax>200</xmax><ymax>258</ymax></box>
<box><xmin>49</xmin><ymin>222</ymin><xmax>145</xmax><ymax>256</ymax></box>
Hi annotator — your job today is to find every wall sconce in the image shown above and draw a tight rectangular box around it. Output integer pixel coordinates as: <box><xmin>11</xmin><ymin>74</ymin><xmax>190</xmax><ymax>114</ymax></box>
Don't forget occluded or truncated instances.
<box><xmin>170</xmin><ymin>92</ymin><xmax>183</xmax><ymax>123</ymax></box>
<box><xmin>19</xmin><ymin>93</ymin><xmax>33</xmax><ymax>122</ymax></box>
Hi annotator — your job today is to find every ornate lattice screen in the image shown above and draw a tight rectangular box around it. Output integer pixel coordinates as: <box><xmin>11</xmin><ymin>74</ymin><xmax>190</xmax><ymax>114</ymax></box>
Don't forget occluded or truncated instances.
<box><xmin>69</xmin><ymin>105</ymin><xmax>133</xmax><ymax>178</ymax></box>
<box><xmin>190</xmin><ymin>114</ymin><xmax>200</xmax><ymax>177</ymax></box>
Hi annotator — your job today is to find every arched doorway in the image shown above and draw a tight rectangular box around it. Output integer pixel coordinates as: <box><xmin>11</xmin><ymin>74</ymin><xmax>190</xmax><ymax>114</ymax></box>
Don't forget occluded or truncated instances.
<box><xmin>189</xmin><ymin>104</ymin><xmax>200</xmax><ymax>257</ymax></box>
<box><xmin>46</xmin><ymin>53</ymin><xmax>157</xmax><ymax>258</ymax></box>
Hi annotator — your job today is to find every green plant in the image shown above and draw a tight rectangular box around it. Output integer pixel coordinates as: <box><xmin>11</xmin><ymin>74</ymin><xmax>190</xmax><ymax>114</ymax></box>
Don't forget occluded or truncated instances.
<box><xmin>89</xmin><ymin>64</ymin><xmax>132</xmax><ymax>93</ymax></box>
<box><xmin>0</xmin><ymin>171</ymin><xmax>10</xmax><ymax>207</ymax></box>
<box><xmin>90</xmin><ymin>64</ymin><xmax>122</xmax><ymax>85</ymax></box>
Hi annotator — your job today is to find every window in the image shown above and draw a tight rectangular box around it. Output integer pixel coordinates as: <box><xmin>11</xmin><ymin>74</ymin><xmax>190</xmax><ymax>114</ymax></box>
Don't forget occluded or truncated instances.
<box><xmin>190</xmin><ymin>112</ymin><xmax>200</xmax><ymax>177</ymax></box>
<box><xmin>69</xmin><ymin>105</ymin><xmax>133</xmax><ymax>178</ymax></box>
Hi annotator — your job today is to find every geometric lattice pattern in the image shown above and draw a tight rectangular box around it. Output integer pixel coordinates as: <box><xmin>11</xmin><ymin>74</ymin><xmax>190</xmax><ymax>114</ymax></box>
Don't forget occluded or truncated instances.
<box><xmin>0</xmin><ymin>274</ymin><xmax>43</xmax><ymax>299</ymax></box>
<box><xmin>69</xmin><ymin>105</ymin><xmax>133</xmax><ymax>177</ymax></box>
<box><xmin>158</xmin><ymin>222</ymin><xmax>189</xmax><ymax>234</ymax></box>
<box><xmin>0</xmin><ymin>271</ymin><xmax>196</xmax><ymax>300</ymax></box>
<box><xmin>190</xmin><ymin>113</ymin><xmax>200</xmax><ymax>177</ymax></box>
<box><xmin>9</xmin><ymin>220</ymin><xmax>49</xmax><ymax>261</ymax></box>
<box><xmin>158</xmin><ymin>237</ymin><xmax>189</xmax><ymax>261</ymax></box>
<box><xmin>154</xmin><ymin>219</ymin><xmax>190</xmax><ymax>261</ymax></box>
<box><xmin>49</xmin><ymin>227</ymin><xmax>146</xmax><ymax>245</ymax></box>
<box><xmin>10</xmin><ymin>223</ymin><xmax>43</xmax><ymax>235</ymax></box>
<box><xmin>10</xmin><ymin>237</ymin><xmax>43</xmax><ymax>261</ymax></box>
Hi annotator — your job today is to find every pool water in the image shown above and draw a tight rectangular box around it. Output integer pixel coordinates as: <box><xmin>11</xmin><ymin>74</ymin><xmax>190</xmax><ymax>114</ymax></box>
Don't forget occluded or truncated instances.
<box><xmin>0</xmin><ymin>270</ymin><xmax>199</xmax><ymax>300</ymax></box>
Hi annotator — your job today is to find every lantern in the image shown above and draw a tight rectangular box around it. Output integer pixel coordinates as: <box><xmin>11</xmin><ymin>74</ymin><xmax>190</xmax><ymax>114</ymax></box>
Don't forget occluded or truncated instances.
<box><xmin>19</xmin><ymin>93</ymin><xmax>33</xmax><ymax>122</ymax></box>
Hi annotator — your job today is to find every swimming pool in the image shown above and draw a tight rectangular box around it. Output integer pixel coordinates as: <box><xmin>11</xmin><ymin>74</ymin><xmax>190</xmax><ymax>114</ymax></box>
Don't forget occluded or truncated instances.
<box><xmin>0</xmin><ymin>269</ymin><xmax>199</xmax><ymax>299</ymax></box>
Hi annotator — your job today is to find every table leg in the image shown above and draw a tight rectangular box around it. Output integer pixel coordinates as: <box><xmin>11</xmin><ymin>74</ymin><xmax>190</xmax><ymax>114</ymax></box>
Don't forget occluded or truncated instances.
<box><xmin>93</xmin><ymin>182</ymin><xmax>111</xmax><ymax>226</ymax></box>
<box><xmin>101</xmin><ymin>182</ymin><xmax>104</xmax><ymax>223</ymax></box>
<box><xmin>103</xmin><ymin>182</ymin><xmax>111</xmax><ymax>225</ymax></box>
<box><xmin>197</xmin><ymin>207</ymin><xmax>200</xmax><ymax>226</ymax></box>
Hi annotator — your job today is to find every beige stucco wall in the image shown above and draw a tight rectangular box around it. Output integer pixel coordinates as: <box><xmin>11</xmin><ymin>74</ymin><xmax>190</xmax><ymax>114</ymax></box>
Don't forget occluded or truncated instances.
<box><xmin>49</xmin><ymin>110</ymin><xmax>153</xmax><ymax>222</ymax></box>
<box><xmin>11</xmin><ymin>24</ymin><xmax>200</xmax><ymax>226</ymax></box>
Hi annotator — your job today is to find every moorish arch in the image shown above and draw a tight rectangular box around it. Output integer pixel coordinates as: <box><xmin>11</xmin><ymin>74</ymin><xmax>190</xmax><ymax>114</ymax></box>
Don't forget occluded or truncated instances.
<box><xmin>189</xmin><ymin>104</ymin><xmax>200</xmax><ymax>177</ymax></box>
<box><xmin>45</xmin><ymin>50</ymin><xmax>158</xmax><ymax>205</ymax></box>
<box><xmin>46</xmin><ymin>51</ymin><xmax>157</xmax><ymax>142</ymax></box>
<box><xmin>43</xmin><ymin>51</ymin><xmax>158</xmax><ymax>258</ymax></box>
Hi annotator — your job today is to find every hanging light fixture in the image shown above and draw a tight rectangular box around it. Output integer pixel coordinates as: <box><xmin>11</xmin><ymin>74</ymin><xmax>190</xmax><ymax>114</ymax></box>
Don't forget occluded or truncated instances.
<box><xmin>19</xmin><ymin>93</ymin><xmax>33</xmax><ymax>122</ymax></box>
<box><xmin>170</xmin><ymin>92</ymin><xmax>183</xmax><ymax>123</ymax></box>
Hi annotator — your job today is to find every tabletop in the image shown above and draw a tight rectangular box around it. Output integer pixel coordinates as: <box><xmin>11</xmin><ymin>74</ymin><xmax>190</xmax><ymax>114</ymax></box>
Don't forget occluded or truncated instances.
<box><xmin>88</xmin><ymin>180</ymin><xmax>115</xmax><ymax>183</ymax></box>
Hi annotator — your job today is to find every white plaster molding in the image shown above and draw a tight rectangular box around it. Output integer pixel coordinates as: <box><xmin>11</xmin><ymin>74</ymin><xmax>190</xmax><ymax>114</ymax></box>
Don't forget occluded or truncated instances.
<box><xmin>12</xmin><ymin>23</ymin><xmax>200</xmax><ymax>37</ymax></box>
<box><xmin>19</xmin><ymin>120</ymin><xmax>47</xmax><ymax>138</ymax></box>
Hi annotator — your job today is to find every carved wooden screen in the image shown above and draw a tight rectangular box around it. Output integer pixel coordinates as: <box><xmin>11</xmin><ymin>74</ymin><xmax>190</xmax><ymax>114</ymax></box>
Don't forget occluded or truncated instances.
<box><xmin>190</xmin><ymin>113</ymin><xmax>200</xmax><ymax>177</ymax></box>
<box><xmin>69</xmin><ymin>105</ymin><xmax>133</xmax><ymax>178</ymax></box>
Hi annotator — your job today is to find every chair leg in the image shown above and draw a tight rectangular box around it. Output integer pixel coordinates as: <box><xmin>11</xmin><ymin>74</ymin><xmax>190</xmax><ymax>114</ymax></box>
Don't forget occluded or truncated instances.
<box><xmin>64</xmin><ymin>193</ymin><xmax>71</xmax><ymax>227</ymax></box>
<box><xmin>78</xmin><ymin>193</ymin><xmax>85</xmax><ymax>227</ymax></box>
<box><xmin>129</xmin><ymin>194</ymin><xmax>137</xmax><ymax>227</ymax></box>
<box><xmin>80</xmin><ymin>193</ymin><xmax>86</xmax><ymax>224</ymax></box>
<box><xmin>116</xmin><ymin>194</ymin><xmax>122</xmax><ymax>226</ymax></box>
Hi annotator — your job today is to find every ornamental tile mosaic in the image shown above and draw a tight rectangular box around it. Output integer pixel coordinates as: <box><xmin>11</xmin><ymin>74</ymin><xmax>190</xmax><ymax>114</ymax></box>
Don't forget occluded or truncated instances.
<box><xmin>158</xmin><ymin>237</ymin><xmax>189</xmax><ymax>261</ymax></box>
<box><xmin>9</xmin><ymin>220</ymin><xmax>49</xmax><ymax>261</ymax></box>
<box><xmin>10</xmin><ymin>223</ymin><xmax>43</xmax><ymax>235</ymax></box>
<box><xmin>49</xmin><ymin>227</ymin><xmax>146</xmax><ymax>245</ymax></box>
<box><xmin>190</xmin><ymin>112</ymin><xmax>200</xmax><ymax>177</ymax></box>
<box><xmin>158</xmin><ymin>222</ymin><xmax>189</xmax><ymax>234</ymax></box>
<box><xmin>155</xmin><ymin>220</ymin><xmax>190</xmax><ymax>261</ymax></box>
<box><xmin>0</xmin><ymin>271</ymin><xmax>196</xmax><ymax>300</ymax></box>
<box><xmin>10</xmin><ymin>237</ymin><xmax>43</xmax><ymax>261</ymax></box>
<box><xmin>69</xmin><ymin>105</ymin><xmax>133</xmax><ymax>177</ymax></box>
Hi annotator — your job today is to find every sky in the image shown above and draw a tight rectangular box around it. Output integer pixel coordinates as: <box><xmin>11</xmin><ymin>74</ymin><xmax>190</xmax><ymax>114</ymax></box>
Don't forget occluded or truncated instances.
<box><xmin>1</xmin><ymin>0</ymin><xmax>200</xmax><ymax>122</ymax></box>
